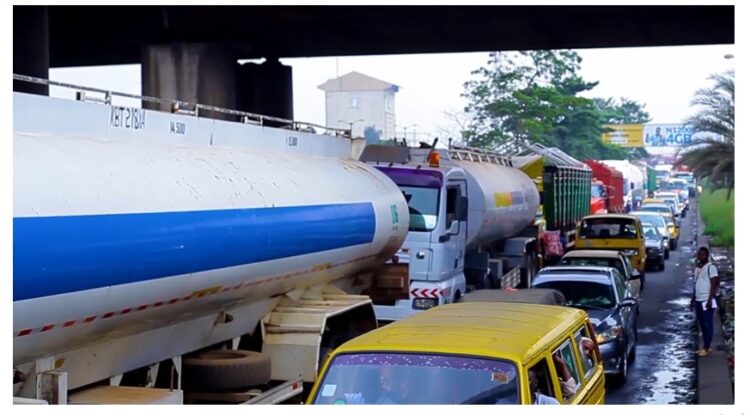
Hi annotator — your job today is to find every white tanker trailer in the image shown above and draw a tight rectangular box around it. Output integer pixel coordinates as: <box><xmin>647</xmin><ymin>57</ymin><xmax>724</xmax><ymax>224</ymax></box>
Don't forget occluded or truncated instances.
<box><xmin>360</xmin><ymin>144</ymin><xmax>541</xmax><ymax>321</ymax></box>
<box><xmin>12</xmin><ymin>78</ymin><xmax>408</xmax><ymax>404</ymax></box>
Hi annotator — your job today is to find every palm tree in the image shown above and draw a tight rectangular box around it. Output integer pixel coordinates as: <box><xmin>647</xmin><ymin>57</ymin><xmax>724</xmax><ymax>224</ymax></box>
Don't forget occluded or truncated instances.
<box><xmin>677</xmin><ymin>71</ymin><xmax>734</xmax><ymax>197</ymax></box>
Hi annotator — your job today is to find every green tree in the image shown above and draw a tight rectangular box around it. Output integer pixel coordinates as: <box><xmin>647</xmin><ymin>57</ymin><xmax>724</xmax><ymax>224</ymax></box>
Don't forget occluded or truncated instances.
<box><xmin>363</xmin><ymin>125</ymin><xmax>382</xmax><ymax>145</ymax></box>
<box><xmin>463</xmin><ymin>50</ymin><xmax>631</xmax><ymax>160</ymax></box>
<box><xmin>594</xmin><ymin>97</ymin><xmax>651</xmax><ymax>124</ymax></box>
<box><xmin>677</xmin><ymin>70</ymin><xmax>734</xmax><ymax>198</ymax></box>
<box><xmin>594</xmin><ymin>97</ymin><xmax>652</xmax><ymax>161</ymax></box>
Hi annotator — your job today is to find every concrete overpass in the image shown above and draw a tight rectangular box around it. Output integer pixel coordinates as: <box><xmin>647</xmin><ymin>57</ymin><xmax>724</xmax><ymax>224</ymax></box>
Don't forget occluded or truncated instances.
<box><xmin>14</xmin><ymin>6</ymin><xmax>734</xmax><ymax>119</ymax></box>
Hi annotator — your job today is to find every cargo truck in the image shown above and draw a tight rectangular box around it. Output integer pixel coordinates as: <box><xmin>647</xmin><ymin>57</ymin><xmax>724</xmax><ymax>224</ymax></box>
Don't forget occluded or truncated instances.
<box><xmin>499</xmin><ymin>143</ymin><xmax>592</xmax><ymax>259</ymax></box>
<box><xmin>600</xmin><ymin>160</ymin><xmax>645</xmax><ymax>211</ymax></box>
<box><xmin>584</xmin><ymin>160</ymin><xmax>625</xmax><ymax>214</ymax></box>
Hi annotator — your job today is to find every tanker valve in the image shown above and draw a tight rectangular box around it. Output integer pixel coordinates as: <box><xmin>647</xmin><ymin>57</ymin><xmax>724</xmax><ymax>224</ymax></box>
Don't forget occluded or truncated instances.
<box><xmin>215</xmin><ymin>311</ymin><xmax>235</xmax><ymax>325</ymax></box>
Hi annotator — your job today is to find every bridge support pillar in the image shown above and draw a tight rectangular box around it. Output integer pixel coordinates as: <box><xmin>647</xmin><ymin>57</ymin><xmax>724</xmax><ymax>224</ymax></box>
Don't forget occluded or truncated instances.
<box><xmin>236</xmin><ymin>58</ymin><xmax>294</xmax><ymax>121</ymax></box>
<box><xmin>14</xmin><ymin>6</ymin><xmax>49</xmax><ymax>95</ymax></box>
<box><xmin>141</xmin><ymin>43</ymin><xmax>237</xmax><ymax>119</ymax></box>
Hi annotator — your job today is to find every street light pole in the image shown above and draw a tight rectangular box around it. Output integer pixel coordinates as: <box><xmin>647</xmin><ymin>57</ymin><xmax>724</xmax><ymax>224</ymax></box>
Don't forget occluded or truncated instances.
<box><xmin>396</xmin><ymin>123</ymin><xmax>417</xmax><ymax>140</ymax></box>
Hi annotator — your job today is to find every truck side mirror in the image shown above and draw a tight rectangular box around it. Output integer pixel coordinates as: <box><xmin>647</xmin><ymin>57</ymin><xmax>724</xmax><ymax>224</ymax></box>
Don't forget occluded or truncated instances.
<box><xmin>630</xmin><ymin>182</ymin><xmax>635</xmax><ymax>190</ymax></box>
<box><xmin>448</xmin><ymin>220</ymin><xmax>460</xmax><ymax>235</ymax></box>
<box><xmin>439</xmin><ymin>220</ymin><xmax>460</xmax><ymax>243</ymax></box>
<box><xmin>457</xmin><ymin>196</ymin><xmax>469</xmax><ymax>221</ymax></box>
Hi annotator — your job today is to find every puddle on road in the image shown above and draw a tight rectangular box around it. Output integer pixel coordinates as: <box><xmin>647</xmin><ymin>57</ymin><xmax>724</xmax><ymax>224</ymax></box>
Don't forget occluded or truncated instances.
<box><xmin>636</xmin><ymin>281</ymin><xmax>697</xmax><ymax>404</ymax></box>
<box><xmin>667</xmin><ymin>297</ymin><xmax>692</xmax><ymax>307</ymax></box>
<box><xmin>638</xmin><ymin>327</ymin><xmax>656</xmax><ymax>335</ymax></box>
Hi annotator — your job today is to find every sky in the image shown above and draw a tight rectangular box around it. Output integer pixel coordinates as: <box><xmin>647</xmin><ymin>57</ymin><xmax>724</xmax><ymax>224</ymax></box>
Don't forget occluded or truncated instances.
<box><xmin>48</xmin><ymin>44</ymin><xmax>735</xmax><ymax>144</ymax></box>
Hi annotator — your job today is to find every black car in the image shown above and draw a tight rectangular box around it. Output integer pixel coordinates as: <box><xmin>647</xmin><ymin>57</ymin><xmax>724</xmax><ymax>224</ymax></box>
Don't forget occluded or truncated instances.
<box><xmin>532</xmin><ymin>266</ymin><xmax>638</xmax><ymax>383</ymax></box>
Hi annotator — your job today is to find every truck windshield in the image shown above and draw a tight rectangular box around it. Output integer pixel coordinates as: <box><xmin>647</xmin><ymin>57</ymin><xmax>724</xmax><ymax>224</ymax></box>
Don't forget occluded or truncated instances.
<box><xmin>579</xmin><ymin>218</ymin><xmax>639</xmax><ymax>239</ymax></box>
<box><xmin>312</xmin><ymin>353</ymin><xmax>519</xmax><ymax>404</ymax></box>
<box><xmin>591</xmin><ymin>184</ymin><xmax>605</xmax><ymax>198</ymax></box>
<box><xmin>400</xmin><ymin>186</ymin><xmax>439</xmax><ymax>232</ymax></box>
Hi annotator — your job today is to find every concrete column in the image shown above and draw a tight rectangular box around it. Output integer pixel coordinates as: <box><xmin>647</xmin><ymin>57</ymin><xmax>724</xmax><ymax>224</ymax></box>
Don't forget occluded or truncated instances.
<box><xmin>236</xmin><ymin>58</ymin><xmax>293</xmax><ymax>121</ymax></box>
<box><xmin>13</xmin><ymin>6</ymin><xmax>49</xmax><ymax>95</ymax></box>
<box><xmin>141</xmin><ymin>43</ymin><xmax>236</xmax><ymax>119</ymax></box>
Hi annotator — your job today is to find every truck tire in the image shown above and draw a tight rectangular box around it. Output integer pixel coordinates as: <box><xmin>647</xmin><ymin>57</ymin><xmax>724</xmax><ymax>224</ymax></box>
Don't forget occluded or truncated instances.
<box><xmin>183</xmin><ymin>350</ymin><xmax>272</xmax><ymax>391</ymax></box>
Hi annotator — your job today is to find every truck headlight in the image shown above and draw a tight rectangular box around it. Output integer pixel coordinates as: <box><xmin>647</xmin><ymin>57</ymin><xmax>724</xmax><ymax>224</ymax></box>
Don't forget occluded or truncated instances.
<box><xmin>623</xmin><ymin>249</ymin><xmax>639</xmax><ymax>257</ymax></box>
<box><xmin>413</xmin><ymin>298</ymin><xmax>439</xmax><ymax>310</ymax></box>
<box><xmin>595</xmin><ymin>325</ymin><xmax>623</xmax><ymax>344</ymax></box>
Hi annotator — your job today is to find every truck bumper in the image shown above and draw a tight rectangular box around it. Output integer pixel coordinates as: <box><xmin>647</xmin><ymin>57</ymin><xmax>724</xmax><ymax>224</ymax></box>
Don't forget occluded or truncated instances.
<box><xmin>374</xmin><ymin>302</ymin><xmax>424</xmax><ymax>322</ymax></box>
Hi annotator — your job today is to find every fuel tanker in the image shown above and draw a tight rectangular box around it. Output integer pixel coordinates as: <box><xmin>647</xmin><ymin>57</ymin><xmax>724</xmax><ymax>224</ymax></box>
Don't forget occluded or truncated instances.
<box><xmin>360</xmin><ymin>144</ymin><xmax>540</xmax><ymax>321</ymax></box>
<box><xmin>13</xmin><ymin>84</ymin><xmax>408</xmax><ymax>404</ymax></box>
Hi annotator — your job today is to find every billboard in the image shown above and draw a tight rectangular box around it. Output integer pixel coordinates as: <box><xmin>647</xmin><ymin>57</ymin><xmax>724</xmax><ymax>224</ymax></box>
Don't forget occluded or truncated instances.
<box><xmin>644</xmin><ymin>124</ymin><xmax>695</xmax><ymax>148</ymax></box>
<box><xmin>601</xmin><ymin>124</ymin><xmax>644</xmax><ymax>148</ymax></box>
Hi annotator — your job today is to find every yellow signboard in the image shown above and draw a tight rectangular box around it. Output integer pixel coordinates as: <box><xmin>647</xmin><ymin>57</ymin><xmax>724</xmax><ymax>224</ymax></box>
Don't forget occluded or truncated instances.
<box><xmin>601</xmin><ymin>124</ymin><xmax>645</xmax><ymax>148</ymax></box>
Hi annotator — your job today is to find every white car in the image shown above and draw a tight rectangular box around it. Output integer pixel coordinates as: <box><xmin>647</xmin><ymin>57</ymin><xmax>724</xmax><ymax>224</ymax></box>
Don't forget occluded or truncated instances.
<box><xmin>631</xmin><ymin>211</ymin><xmax>671</xmax><ymax>258</ymax></box>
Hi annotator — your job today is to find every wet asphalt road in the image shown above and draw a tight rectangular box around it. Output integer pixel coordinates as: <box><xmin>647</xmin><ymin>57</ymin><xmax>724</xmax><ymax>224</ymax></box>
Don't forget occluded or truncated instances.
<box><xmin>605</xmin><ymin>204</ymin><xmax>699</xmax><ymax>404</ymax></box>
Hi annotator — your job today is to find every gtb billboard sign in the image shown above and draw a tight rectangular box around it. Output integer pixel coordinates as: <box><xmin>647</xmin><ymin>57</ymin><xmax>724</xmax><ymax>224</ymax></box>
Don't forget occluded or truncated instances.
<box><xmin>644</xmin><ymin>124</ymin><xmax>694</xmax><ymax>148</ymax></box>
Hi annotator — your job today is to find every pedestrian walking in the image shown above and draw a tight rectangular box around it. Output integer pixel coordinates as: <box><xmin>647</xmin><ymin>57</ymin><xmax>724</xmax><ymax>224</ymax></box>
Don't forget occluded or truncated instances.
<box><xmin>691</xmin><ymin>246</ymin><xmax>719</xmax><ymax>357</ymax></box>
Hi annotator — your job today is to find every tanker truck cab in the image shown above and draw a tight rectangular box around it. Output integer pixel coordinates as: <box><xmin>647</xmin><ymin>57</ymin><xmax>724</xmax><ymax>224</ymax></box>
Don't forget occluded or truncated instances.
<box><xmin>364</xmin><ymin>156</ymin><xmax>470</xmax><ymax>321</ymax></box>
<box><xmin>360</xmin><ymin>145</ymin><xmax>541</xmax><ymax>322</ymax></box>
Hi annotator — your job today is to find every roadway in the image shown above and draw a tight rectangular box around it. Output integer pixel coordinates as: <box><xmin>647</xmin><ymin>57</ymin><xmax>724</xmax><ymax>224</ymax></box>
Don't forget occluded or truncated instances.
<box><xmin>605</xmin><ymin>202</ymin><xmax>699</xmax><ymax>404</ymax></box>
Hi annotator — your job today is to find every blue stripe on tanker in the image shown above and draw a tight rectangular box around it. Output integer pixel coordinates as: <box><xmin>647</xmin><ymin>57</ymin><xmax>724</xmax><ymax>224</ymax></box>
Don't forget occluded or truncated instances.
<box><xmin>14</xmin><ymin>203</ymin><xmax>376</xmax><ymax>301</ymax></box>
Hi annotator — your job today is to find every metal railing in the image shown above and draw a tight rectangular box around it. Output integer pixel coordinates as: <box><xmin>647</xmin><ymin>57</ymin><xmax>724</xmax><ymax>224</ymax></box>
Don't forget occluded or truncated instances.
<box><xmin>13</xmin><ymin>74</ymin><xmax>351</xmax><ymax>138</ymax></box>
<box><xmin>447</xmin><ymin>146</ymin><xmax>512</xmax><ymax>166</ymax></box>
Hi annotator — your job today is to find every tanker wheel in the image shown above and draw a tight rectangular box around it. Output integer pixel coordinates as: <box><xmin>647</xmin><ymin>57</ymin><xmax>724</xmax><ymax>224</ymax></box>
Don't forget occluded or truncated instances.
<box><xmin>182</xmin><ymin>349</ymin><xmax>272</xmax><ymax>391</ymax></box>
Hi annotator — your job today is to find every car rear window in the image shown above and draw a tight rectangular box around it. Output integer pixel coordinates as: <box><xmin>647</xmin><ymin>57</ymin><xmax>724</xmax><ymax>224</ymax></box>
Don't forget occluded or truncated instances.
<box><xmin>579</xmin><ymin>218</ymin><xmax>639</xmax><ymax>239</ymax></box>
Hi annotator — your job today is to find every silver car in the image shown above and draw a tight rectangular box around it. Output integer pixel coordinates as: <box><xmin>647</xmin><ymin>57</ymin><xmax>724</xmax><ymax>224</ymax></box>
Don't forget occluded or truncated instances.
<box><xmin>642</xmin><ymin>223</ymin><xmax>666</xmax><ymax>271</ymax></box>
<box><xmin>631</xmin><ymin>211</ymin><xmax>670</xmax><ymax>259</ymax></box>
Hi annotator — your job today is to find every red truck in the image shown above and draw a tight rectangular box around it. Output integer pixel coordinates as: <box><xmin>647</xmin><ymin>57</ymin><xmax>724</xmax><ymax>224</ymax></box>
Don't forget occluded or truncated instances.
<box><xmin>585</xmin><ymin>160</ymin><xmax>625</xmax><ymax>214</ymax></box>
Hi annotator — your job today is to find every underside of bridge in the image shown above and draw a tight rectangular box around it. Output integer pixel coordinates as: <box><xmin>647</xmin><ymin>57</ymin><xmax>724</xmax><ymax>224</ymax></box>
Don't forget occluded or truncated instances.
<box><xmin>13</xmin><ymin>6</ymin><xmax>734</xmax><ymax>119</ymax></box>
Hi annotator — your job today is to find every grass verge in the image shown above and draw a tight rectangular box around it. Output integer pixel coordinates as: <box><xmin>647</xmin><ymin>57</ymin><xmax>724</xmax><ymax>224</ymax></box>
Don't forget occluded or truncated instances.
<box><xmin>699</xmin><ymin>188</ymin><xmax>734</xmax><ymax>247</ymax></box>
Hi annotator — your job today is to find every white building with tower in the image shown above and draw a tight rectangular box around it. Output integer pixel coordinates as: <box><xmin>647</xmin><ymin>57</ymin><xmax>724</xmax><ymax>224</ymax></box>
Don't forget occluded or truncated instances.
<box><xmin>318</xmin><ymin>71</ymin><xmax>398</xmax><ymax>141</ymax></box>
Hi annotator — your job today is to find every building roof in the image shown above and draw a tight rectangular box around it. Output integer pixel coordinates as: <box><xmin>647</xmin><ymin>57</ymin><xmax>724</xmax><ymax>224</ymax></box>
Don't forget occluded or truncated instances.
<box><xmin>317</xmin><ymin>71</ymin><xmax>399</xmax><ymax>93</ymax></box>
<box><xmin>332</xmin><ymin>302</ymin><xmax>586</xmax><ymax>364</ymax></box>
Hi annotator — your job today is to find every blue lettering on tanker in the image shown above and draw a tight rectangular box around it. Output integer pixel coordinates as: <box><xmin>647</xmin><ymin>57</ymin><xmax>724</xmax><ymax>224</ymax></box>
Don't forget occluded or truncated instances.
<box><xmin>110</xmin><ymin>106</ymin><xmax>146</xmax><ymax>130</ymax></box>
<box><xmin>13</xmin><ymin>203</ymin><xmax>376</xmax><ymax>301</ymax></box>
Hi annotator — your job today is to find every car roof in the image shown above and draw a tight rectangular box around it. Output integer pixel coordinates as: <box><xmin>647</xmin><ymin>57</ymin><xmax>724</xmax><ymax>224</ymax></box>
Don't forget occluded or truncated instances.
<box><xmin>581</xmin><ymin>213</ymin><xmax>638</xmax><ymax>221</ymax></box>
<box><xmin>631</xmin><ymin>211</ymin><xmax>664</xmax><ymax>217</ymax></box>
<box><xmin>331</xmin><ymin>302</ymin><xmax>587</xmax><ymax>364</ymax></box>
<box><xmin>562</xmin><ymin>250</ymin><xmax>623</xmax><ymax>259</ymax></box>
<box><xmin>538</xmin><ymin>266</ymin><xmax>615</xmax><ymax>276</ymax></box>
<box><xmin>534</xmin><ymin>268</ymin><xmax>615</xmax><ymax>283</ymax></box>
<box><xmin>641</xmin><ymin>202</ymin><xmax>670</xmax><ymax>208</ymax></box>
